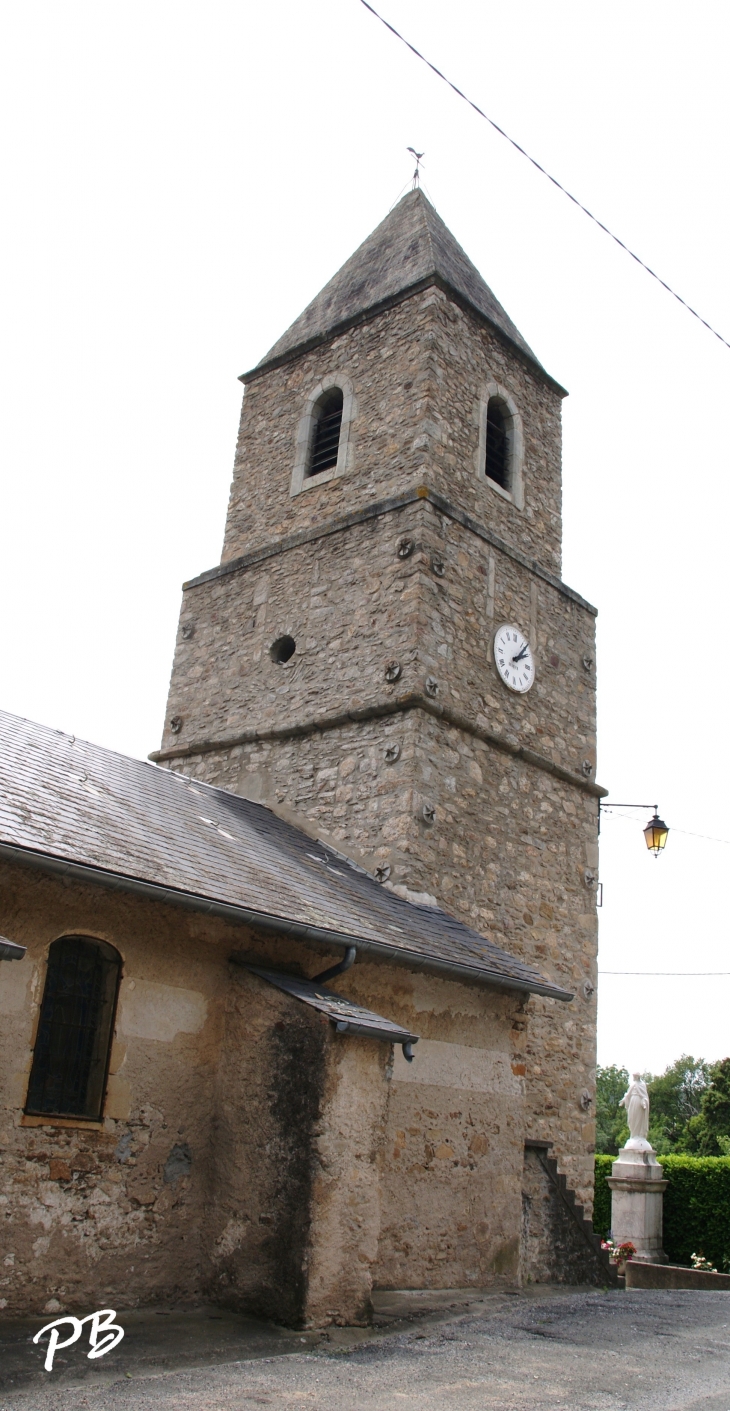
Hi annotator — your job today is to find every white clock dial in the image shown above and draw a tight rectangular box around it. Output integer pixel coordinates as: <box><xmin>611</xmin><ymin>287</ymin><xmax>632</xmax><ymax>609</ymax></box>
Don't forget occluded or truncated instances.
<box><xmin>494</xmin><ymin>624</ymin><xmax>535</xmax><ymax>694</ymax></box>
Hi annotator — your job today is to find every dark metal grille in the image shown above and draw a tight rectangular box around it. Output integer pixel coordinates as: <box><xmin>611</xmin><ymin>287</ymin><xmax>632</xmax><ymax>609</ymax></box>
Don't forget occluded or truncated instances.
<box><xmin>308</xmin><ymin>390</ymin><xmax>343</xmax><ymax>476</ymax></box>
<box><xmin>485</xmin><ymin>398</ymin><xmax>510</xmax><ymax>489</ymax></box>
<box><xmin>25</xmin><ymin>936</ymin><xmax>121</xmax><ymax>1120</ymax></box>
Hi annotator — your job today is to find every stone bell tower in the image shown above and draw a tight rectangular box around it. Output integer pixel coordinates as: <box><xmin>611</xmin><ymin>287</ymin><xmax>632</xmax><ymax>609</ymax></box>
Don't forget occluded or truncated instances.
<box><xmin>154</xmin><ymin>190</ymin><xmax>602</xmax><ymax>1210</ymax></box>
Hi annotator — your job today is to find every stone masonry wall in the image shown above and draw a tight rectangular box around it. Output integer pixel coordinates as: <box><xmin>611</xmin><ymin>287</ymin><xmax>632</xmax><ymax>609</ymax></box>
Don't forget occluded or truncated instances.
<box><xmin>0</xmin><ymin>859</ymin><xmax>526</xmax><ymax>1317</ymax></box>
<box><xmin>303</xmin><ymin>1033</ymin><xmax>391</xmax><ymax>1326</ymax></box>
<box><xmin>168</xmin><ymin>709</ymin><xmax>597</xmax><ymax>1213</ymax></box>
<box><xmin>520</xmin><ymin>1146</ymin><xmax>603</xmax><ymax>1285</ymax></box>
<box><xmin>371</xmin><ymin>975</ymin><xmax>525</xmax><ymax>1290</ymax></box>
<box><xmin>211</xmin><ymin>957</ymin><xmax>525</xmax><ymax>1313</ymax></box>
<box><xmin>160</xmin><ymin>498</ymin><xmax>595</xmax><ymax>774</ymax></box>
<box><xmin>156</xmin><ymin>274</ymin><xmax>599</xmax><ymax>1231</ymax></box>
<box><xmin>204</xmin><ymin>966</ymin><xmax>329</xmax><ymax>1324</ymax></box>
<box><xmin>0</xmin><ymin>863</ymin><xmax>229</xmax><ymax>1317</ymax></box>
<box><xmin>423</xmin><ymin>287</ymin><xmax>563</xmax><ymax>575</ymax></box>
<box><xmin>159</xmin><ymin>496</ymin><xmax>599</xmax><ymax>1210</ymax></box>
<box><xmin>0</xmin><ymin>864</ymin><xmax>395</xmax><ymax>1322</ymax></box>
<box><xmin>222</xmin><ymin>287</ymin><xmax>563</xmax><ymax>574</ymax></box>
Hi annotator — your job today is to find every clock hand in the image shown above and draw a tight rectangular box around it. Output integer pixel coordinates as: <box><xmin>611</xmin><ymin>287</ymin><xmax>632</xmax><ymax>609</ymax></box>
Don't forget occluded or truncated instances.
<box><xmin>512</xmin><ymin>644</ymin><xmax>529</xmax><ymax>663</ymax></box>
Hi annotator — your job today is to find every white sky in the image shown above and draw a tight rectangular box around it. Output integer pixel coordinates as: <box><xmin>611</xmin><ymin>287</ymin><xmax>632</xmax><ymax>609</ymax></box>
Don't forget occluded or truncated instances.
<box><xmin>1</xmin><ymin>1</ymin><xmax>728</xmax><ymax>1076</ymax></box>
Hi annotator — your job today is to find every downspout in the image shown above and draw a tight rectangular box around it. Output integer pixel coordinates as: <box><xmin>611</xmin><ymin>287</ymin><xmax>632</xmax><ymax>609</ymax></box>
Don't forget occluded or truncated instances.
<box><xmin>312</xmin><ymin>945</ymin><xmax>357</xmax><ymax>983</ymax></box>
<box><xmin>0</xmin><ymin>936</ymin><xmax>26</xmax><ymax>961</ymax></box>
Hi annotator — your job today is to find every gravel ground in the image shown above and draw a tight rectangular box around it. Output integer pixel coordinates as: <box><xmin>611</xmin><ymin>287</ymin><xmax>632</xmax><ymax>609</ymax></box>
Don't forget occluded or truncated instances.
<box><xmin>2</xmin><ymin>1286</ymin><xmax>730</xmax><ymax>1411</ymax></box>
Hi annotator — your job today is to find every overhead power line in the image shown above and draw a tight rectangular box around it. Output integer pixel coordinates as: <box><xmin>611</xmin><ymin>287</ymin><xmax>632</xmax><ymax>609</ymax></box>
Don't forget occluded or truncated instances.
<box><xmin>602</xmin><ymin>807</ymin><xmax>730</xmax><ymax>847</ymax></box>
<box><xmin>359</xmin><ymin>0</ymin><xmax>730</xmax><ymax>354</ymax></box>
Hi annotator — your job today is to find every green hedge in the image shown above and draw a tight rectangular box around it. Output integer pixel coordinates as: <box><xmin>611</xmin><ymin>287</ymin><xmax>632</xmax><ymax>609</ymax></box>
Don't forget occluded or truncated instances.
<box><xmin>594</xmin><ymin>1154</ymin><xmax>730</xmax><ymax>1268</ymax></box>
<box><xmin>593</xmin><ymin>1156</ymin><xmax>613</xmax><ymax>1239</ymax></box>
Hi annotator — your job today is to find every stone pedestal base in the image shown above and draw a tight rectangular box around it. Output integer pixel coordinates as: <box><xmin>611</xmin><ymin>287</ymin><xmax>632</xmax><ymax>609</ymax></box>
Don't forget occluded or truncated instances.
<box><xmin>607</xmin><ymin>1145</ymin><xmax>667</xmax><ymax>1264</ymax></box>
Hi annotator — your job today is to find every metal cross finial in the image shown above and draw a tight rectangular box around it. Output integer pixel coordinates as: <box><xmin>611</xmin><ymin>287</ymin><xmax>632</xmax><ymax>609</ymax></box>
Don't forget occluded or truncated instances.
<box><xmin>407</xmin><ymin>148</ymin><xmax>425</xmax><ymax>188</ymax></box>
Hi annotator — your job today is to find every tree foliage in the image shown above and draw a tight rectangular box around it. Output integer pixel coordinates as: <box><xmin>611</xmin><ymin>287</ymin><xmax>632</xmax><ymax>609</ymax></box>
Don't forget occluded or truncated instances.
<box><xmin>594</xmin><ymin>1056</ymin><xmax>730</xmax><ymax>1267</ymax></box>
<box><xmin>679</xmin><ymin>1058</ymin><xmax>730</xmax><ymax>1155</ymax></box>
<box><xmin>595</xmin><ymin>1065</ymin><xmax>629</xmax><ymax>1155</ymax></box>
<box><xmin>596</xmin><ymin>1056</ymin><xmax>717</xmax><ymax>1156</ymax></box>
<box><xmin>648</xmin><ymin>1055</ymin><xmax>710</xmax><ymax>1154</ymax></box>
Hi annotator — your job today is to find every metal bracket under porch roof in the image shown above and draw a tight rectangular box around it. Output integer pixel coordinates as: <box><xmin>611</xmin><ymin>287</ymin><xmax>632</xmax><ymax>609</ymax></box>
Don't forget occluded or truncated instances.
<box><xmin>238</xmin><ymin>962</ymin><xmax>420</xmax><ymax>1062</ymax></box>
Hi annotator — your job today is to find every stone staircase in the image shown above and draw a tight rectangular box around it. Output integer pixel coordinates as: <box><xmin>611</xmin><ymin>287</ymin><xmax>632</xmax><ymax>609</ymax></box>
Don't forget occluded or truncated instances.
<box><xmin>523</xmin><ymin>1139</ymin><xmax>620</xmax><ymax>1286</ymax></box>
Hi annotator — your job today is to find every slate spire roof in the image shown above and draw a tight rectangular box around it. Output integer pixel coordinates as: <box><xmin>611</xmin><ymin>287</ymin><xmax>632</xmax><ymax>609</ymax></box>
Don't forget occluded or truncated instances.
<box><xmin>0</xmin><ymin>708</ymin><xmax>571</xmax><ymax>1002</ymax></box>
<box><xmin>251</xmin><ymin>189</ymin><xmax>544</xmax><ymax>379</ymax></box>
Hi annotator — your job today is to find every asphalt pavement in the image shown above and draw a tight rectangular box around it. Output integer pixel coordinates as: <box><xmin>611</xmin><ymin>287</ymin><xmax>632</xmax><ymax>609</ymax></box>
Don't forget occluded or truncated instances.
<box><xmin>2</xmin><ymin>1285</ymin><xmax>729</xmax><ymax>1411</ymax></box>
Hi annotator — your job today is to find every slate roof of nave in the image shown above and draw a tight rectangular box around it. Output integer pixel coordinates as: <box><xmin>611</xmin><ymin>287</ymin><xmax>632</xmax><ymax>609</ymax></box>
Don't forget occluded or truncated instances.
<box><xmin>253</xmin><ymin>189</ymin><xmax>546</xmax><ymax>378</ymax></box>
<box><xmin>0</xmin><ymin>708</ymin><xmax>571</xmax><ymax>1001</ymax></box>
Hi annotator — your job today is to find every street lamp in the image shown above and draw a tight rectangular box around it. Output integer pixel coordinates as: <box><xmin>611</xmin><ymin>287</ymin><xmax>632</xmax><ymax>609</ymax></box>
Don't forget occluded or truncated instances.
<box><xmin>642</xmin><ymin>812</ymin><xmax>669</xmax><ymax>857</ymax></box>
<box><xmin>600</xmin><ymin>803</ymin><xmax>669</xmax><ymax>858</ymax></box>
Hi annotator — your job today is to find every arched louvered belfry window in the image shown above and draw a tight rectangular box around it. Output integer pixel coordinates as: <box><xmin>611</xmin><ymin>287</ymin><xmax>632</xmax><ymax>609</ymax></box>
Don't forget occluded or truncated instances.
<box><xmin>25</xmin><ymin>936</ymin><xmax>121</xmax><ymax>1120</ymax></box>
<box><xmin>307</xmin><ymin>387</ymin><xmax>344</xmax><ymax>477</ymax></box>
<box><xmin>484</xmin><ymin>396</ymin><xmax>511</xmax><ymax>491</ymax></box>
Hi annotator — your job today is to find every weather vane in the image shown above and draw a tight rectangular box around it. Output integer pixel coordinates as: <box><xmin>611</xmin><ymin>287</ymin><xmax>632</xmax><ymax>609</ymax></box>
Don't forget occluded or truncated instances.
<box><xmin>407</xmin><ymin>148</ymin><xmax>424</xmax><ymax>189</ymax></box>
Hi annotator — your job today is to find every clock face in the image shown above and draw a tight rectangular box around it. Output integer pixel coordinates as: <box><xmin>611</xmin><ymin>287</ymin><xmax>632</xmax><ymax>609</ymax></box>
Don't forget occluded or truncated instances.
<box><xmin>494</xmin><ymin>624</ymin><xmax>535</xmax><ymax>693</ymax></box>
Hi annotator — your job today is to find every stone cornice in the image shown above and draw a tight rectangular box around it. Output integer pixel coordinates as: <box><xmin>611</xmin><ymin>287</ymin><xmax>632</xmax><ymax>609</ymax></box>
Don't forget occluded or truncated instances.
<box><xmin>183</xmin><ymin>485</ymin><xmax>597</xmax><ymax>617</ymax></box>
<box><xmin>150</xmin><ymin>690</ymin><xmax>607</xmax><ymax>801</ymax></box>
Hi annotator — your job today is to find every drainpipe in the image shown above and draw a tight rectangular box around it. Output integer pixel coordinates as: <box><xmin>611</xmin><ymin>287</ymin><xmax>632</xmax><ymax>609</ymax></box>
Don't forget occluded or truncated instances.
<box><xmin>312</xmin><ymin>945</ymin><xmax>357</xmax><ymax>983</ymax></box>
<box><xmin>0</xmin><ymin>937</ymin><xmax>26</xmax><ymax>961</ymax></box>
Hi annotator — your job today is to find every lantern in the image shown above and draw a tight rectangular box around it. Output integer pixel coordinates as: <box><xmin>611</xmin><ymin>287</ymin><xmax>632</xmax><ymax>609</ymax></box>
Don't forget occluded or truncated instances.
<box><xmin>643</xmin><ymin>813</ymin><xmax>669</xmax><ymax>857</ymax></box>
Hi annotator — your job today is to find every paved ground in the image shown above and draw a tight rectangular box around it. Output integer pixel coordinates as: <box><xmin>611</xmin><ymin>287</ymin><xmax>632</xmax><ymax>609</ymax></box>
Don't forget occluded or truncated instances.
<box><xmin>2</xmin><ymin>1285</ymin><xmax>730</xmax><ymax>1411</ymax></box>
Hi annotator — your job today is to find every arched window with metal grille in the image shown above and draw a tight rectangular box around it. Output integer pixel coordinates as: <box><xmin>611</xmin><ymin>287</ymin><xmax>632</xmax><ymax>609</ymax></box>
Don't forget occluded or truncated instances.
<box><xmin>484</xmin><ymin>396</ymin><xmax>511</xmax><ymax>490</ymax></box>
<box><xmin>25</xmin><ymin>936</ymin><xmax>121</xmax><ymax>1120</ymax></box>
<box><xmin>307</xmin><ymin>387</ymin><xmax>344</xmax><ymax>477</ymax></box>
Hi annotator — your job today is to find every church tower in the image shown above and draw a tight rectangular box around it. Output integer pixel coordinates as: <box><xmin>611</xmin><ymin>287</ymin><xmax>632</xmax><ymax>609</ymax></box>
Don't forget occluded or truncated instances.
<box><xmin>155</xmin><ymin>191</ymin><xmax>601</xmax><ymax>1212</ymax></box>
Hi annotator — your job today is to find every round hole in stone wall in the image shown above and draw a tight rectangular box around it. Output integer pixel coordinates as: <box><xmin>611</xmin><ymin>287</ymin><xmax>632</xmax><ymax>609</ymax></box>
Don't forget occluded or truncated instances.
<box><xmin>270</xmin><ymin>635</ymin><xmax>296</xmax><ymax>665</ymax></box>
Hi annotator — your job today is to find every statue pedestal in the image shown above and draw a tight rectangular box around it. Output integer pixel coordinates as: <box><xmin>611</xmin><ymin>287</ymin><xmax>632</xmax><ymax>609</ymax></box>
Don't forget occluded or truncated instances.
<box><xmin>607</xmin><ymin>1144</ymin><xmax>667</xmax><ymax>1264</ymax></box>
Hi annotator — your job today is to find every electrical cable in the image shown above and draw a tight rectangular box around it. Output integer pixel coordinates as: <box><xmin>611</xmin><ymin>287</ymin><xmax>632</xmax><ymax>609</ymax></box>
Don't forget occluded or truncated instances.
<box><xmin>601</xmin><ymin>808</ymin><xmax>730</xmax><ymax>847</ymax></box>
<box><xmin>358</xmin><ymin>0</ymin><xmax>730</xmax><ymax>354</ymax></box>
<box><xmin>356</xmin><ymin>3</ymin><xmax>730</xmax><ymax>983</ymax></box>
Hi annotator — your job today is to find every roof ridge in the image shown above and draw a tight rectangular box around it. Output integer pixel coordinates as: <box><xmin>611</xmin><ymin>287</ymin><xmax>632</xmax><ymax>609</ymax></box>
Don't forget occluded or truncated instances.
<box><xmin>416</xmin><ymin>188</ymin><xmax>438</xmax><ymax>276</ymax></box>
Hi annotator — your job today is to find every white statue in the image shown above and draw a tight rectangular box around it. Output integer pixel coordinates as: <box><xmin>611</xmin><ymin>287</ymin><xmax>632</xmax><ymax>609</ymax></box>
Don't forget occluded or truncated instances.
<box><xmin>620</xmin><ymin>1072</ymin><xmax>651</xmax><ymax>1151</ymax></box>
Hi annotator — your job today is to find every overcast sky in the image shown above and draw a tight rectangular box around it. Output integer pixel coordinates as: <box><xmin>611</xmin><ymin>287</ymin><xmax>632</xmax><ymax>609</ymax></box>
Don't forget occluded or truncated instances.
<box><xmin>1</xmin><ymin>1</ymin><xmax>728</xmax><ymax>1075</ymax></box>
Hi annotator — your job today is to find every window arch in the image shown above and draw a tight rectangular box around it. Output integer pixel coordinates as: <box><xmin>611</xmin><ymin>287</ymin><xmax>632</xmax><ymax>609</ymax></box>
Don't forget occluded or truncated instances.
<box><xmin>477</xmin><ymin>384</ymin><xmax>524</xmax><ymax>508</ymax></box>
<box><xmin>290</xmin><ymin>376</ymin><xmax>356</xmax><ymax>496</ymax></box>
<box><xmin>308</xmin><ymin>387</ymin><xmax>343</xmax><ymax>477</ymax></box>
<box><xmin>485</xmin><ymin>397</ymin><xmax>510</xmax><ymax>488</ymax></box>
<box><xmin>25</xmin><ymin>936</ymin><xmax>121</xmax><ymax>1121</ymax></box>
